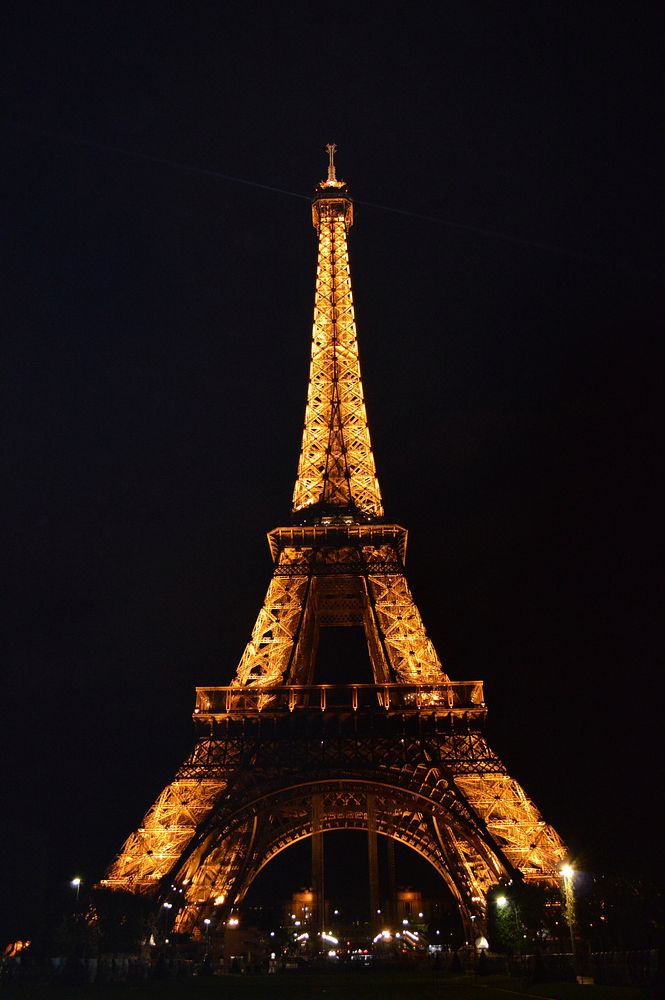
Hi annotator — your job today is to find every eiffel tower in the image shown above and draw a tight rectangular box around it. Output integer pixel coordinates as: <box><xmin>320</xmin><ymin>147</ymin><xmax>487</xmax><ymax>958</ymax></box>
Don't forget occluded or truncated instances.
<box><xmin>100</xmin><ymin>146</ymin><xmax>567</xmax><ymax>940</ymax></box>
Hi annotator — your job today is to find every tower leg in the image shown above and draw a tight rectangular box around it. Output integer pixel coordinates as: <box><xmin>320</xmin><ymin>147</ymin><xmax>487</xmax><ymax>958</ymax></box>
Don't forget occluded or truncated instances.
<box><xmin>367</xmin><ymin>793</ymin><xmax>379</xmax><ymax>934</ymax></box>
<box><xmin>311</xmin><ymin>794</ymin><xmax>324</xmax><ymax>946</ymax></box>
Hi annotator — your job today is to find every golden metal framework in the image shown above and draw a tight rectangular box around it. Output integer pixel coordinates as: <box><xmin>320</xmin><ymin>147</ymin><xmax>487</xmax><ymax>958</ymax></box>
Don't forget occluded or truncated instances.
<box><xmin>100</xmin><ymin>149</ymin><xmax>567</xmax><ymax>938</ymax></box>
<box><xmin>292</xmin><ymin>151</ymin><xmax>382</xmax><ymax>520</ymax></box>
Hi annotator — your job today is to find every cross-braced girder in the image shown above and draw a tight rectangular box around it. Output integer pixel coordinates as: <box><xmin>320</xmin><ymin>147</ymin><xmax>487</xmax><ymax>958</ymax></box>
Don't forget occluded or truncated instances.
<box><xmin>102</xmin><ymin>714</ymin><xmax>565</xmax><ymax>934</ymax></box>
<box><xmin>102</xmin><ymin>776</ymin><xmax>226</xmax><ymax>893</ymax></box>
<box><xmin>229</xmin><ymin>529</ymin><xmax>452</xmax><ymax>690</ymax></box>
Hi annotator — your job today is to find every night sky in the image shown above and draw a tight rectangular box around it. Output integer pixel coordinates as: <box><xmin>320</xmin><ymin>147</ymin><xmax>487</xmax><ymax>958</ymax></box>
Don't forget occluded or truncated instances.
<box><xmin>4</xmin><ymin>3</ymin><xmax>662</xmax><ymax>939</ymax></box>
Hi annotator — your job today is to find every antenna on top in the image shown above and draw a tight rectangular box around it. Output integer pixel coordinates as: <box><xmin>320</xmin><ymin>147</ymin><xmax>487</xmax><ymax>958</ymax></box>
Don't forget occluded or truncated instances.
<box><xmin>324</xmin><ymin>143</ymin><xmax>340</xmax><ymax>186</ymax></box>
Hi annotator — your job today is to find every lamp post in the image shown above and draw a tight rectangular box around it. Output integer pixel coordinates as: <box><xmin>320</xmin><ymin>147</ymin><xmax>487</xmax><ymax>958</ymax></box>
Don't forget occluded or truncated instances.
<box><xmin>496</xmin><ymin>894</ymin><xmax>521</xmax><ymax>956</ymax></box>
<box><xmin>71</xmin><ymin>877</ymin><xmax>82</xmax><ymax>909</ymax></box>
<box><xmin>561</xmin><ymin>865</ymin><xmax>576</xmax><ymax>968</ymax></box>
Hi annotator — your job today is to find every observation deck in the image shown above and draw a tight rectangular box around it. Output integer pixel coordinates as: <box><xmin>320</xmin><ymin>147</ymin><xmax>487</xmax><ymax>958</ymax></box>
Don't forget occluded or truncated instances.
<box><xmin>194</xmin><ymin>681</ymin><xmax>485</xmax><ymax>721</ymax></box>
<box><xmin>268</xmin><ymin>523</ymin><xmax>408</xmax><ymax>563</ymax></box>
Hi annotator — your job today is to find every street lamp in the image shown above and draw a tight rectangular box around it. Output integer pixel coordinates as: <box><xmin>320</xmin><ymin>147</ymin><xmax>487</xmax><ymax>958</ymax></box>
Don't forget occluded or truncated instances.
<box><xmin>495</xmin><ymin>893</ymin><xmax>521</xmax><ymax>955</ymax></box>
<box><xmin>561</xmin><ymin>865</ymin><xmax>576</xmax><ymax>964</ymax></box>
<box><xmin>71</xmin><ymin>877</ymin><xmax>82</xmax><ymax>905</ymax></box>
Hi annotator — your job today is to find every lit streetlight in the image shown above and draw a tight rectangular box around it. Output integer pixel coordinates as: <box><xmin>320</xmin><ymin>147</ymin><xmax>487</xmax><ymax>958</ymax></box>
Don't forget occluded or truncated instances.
<box><xmin>71</xmin><ymin>877</ymin><xmax>82</xmax><ymax>906</ymax></box>
<box><xmin>561</xmin><ymin>865</ymin><xmax>576</xmax><ymax>965</ymax></box>
<box><xmin>495</xmin><ymin>893</ymin><xmax>521</xmax><ymax>955</ymax></box>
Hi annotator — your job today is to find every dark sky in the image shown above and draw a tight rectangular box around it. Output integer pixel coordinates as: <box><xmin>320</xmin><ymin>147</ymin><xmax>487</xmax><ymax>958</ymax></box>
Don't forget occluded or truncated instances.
<box><xmin>3</xmin><ymin>2</ymin><xmax>663</xmax><ymax>937</ymax></box>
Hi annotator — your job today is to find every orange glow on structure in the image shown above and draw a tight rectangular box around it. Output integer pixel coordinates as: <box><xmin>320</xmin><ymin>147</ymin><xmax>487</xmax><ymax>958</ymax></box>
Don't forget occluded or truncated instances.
<box><xmin>97</xmin><ymin>147</ymin><xmax>568</xmax><ymax>936</ymax></box>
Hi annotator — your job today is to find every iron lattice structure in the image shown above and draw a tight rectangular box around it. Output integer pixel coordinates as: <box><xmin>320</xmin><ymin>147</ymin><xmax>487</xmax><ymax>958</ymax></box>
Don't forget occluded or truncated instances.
<box><xmin>101</xmin><ymin>149</ymin><xmax>567</xmax><ymax>937</ymax></box>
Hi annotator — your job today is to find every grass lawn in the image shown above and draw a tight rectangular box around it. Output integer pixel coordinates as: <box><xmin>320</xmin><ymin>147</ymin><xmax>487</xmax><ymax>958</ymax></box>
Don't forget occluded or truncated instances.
<box><xmin>0</xmin><ymin>969</ymin><xmax>649</xmax><ymax>1000</ymax></box>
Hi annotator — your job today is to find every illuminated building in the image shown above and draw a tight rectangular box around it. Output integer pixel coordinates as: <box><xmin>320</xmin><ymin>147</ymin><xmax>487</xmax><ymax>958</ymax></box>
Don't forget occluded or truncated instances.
<box><xmin>100</xmin><ymin>147</ymin><xmax>567</xmax><ymax>939</ymax></box>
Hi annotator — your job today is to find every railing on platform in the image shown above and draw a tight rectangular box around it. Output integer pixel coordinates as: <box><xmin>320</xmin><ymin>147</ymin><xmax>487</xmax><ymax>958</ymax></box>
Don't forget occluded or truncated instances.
<box><xmin>193</xmin><ymin>681</ymin><xmax>485</xmax><ymax>718</ymax></box>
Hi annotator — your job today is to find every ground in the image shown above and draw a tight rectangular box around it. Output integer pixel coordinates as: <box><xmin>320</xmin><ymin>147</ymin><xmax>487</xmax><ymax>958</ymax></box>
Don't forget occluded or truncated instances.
<box><xmin>0</xmin><ymin>969</ymin><xmax>649</xmax><ymax>1000</ymax></box>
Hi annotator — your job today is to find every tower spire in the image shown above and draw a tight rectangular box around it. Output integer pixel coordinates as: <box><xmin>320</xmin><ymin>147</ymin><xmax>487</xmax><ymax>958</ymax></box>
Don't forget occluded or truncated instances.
<box><xmin>324</xmin><ymin>142</ymin><xmax>341</xmax><ymax>187</ymax></box>
<box><xmin>292</xmin><ymin>146</ymin><xmax>383</xmax><ymax>523</ymax></box>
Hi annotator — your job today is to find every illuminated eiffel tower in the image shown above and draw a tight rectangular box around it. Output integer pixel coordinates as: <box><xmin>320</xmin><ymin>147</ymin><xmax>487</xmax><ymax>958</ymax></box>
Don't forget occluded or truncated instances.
<box><xmin>101</xmin><ymin>146</ymin><xmax>567</xmax><ymax>939</ymax></box>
